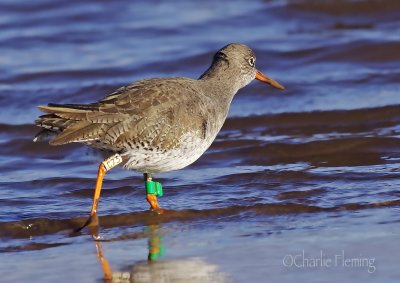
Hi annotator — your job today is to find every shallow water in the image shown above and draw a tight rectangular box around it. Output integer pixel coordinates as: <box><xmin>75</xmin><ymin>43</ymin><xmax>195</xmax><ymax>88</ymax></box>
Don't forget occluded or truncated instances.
<box><xmin>0</xmin><ymin>0</ymin><xmax>399</xmax><ymax>282</ymax></box>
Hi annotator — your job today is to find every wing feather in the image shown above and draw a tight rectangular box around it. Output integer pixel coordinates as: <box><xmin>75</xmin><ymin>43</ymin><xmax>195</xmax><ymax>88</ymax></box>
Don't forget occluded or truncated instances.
<box><xmin>36</xmin><ymin>78</ymin><xmax>210</xmax><ymax>150</ymax></box>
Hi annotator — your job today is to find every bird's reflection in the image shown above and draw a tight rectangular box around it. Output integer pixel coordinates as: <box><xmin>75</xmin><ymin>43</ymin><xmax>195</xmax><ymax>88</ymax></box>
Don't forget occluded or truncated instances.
<box><xmin>147</xmin><ymin>224</ymin><xmax>165</xmax><ymax>261</ymax></box>
<box><xmin>88</xmin><ymin>215</ymin><xmax>113</xmax><ymax>281</ymax></box>
<box><xmin>88</xmin><ymin>214</ymin><xmax>227</xmax><ymax>283</ymax></box>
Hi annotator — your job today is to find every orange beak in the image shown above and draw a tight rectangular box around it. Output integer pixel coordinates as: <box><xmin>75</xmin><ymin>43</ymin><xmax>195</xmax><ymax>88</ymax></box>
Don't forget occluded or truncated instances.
<box><xmin>255</xmin><ymin>70</ymin><xmax>285</xmax><ymax>90</ymax></box>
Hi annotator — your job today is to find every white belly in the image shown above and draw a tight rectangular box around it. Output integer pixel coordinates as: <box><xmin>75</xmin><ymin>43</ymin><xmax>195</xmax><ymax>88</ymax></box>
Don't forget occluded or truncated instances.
<box><xmin>121</xmin><ymin>132</ymin><xmax>213</xmax><ymax>173</ymax></box>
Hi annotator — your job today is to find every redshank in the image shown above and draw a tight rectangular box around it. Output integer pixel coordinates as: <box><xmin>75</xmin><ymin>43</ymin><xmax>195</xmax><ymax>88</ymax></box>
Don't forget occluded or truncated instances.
<box><xmin>34</xmin><ymin>43</ymin><xmax>284</xmax><ymax>229</ymax></box>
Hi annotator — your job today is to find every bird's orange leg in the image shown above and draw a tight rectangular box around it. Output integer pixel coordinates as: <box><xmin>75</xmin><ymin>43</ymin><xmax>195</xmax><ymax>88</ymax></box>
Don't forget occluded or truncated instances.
<box><xmin>146</xmin><ymin>194</ymin><xmax>160</xmax><ymax>210</ymax></box>
<box><xmin>144</xmin><ymin>173</ymin><xmax>164</xmax><ymax>214</ymax></box>
<box><xmin>75</xmin><ymin>154</ymin><xmax>123</xmax><ymax>232</ymax></box>
<box><xmin>90</xmin><ymin>163</ymin><xmax>107</xmax><ymax>216</ymax></box>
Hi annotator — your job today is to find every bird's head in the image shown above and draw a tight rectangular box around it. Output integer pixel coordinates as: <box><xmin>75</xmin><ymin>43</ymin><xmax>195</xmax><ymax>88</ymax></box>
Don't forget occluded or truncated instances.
<box><xmin>211</xmin><ymin>43</ymin><xmax>285</xmax><ymax>91</ymax></box>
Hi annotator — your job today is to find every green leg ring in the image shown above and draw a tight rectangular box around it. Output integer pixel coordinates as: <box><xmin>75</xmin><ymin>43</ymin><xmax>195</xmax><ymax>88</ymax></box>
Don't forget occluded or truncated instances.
<box><xmin>146</xmin><ymin>180</ymin><xmax>163</xmax><ymax>197</ymax></box>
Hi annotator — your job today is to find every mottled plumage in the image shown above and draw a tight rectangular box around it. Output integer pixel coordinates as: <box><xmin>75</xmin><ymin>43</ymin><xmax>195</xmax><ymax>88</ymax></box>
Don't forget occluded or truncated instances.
<box><xmin>34</xmin><ymin>43</ymin><xmax>284</xmax><ymax>227</ymax></box>
<box><xmin>35</xmin><ymin>43</ymin><xmax>284</xmax><ymax>174</ymax></box>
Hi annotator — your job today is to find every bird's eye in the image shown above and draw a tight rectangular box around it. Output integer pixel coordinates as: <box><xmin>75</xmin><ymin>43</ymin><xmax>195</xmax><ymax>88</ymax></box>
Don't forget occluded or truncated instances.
<box><xmin>248</xmin><ymin>57</ymin><xmax>255</xmax><ymax>67</ymax></box>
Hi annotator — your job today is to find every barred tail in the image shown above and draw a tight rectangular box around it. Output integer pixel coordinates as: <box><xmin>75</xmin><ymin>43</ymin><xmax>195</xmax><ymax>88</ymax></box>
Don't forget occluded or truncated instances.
<box><xmin>34</xmin><ymin>103</ymin><xmax>103</xmax><ymax>145</ymax></box>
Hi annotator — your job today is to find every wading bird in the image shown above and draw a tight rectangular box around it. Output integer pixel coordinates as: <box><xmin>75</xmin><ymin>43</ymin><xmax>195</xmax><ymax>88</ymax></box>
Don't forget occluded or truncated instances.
<box><xmin>34</xmin><ymin>43</ymin><xmax>284</xmax><ymax>230</ymax></box>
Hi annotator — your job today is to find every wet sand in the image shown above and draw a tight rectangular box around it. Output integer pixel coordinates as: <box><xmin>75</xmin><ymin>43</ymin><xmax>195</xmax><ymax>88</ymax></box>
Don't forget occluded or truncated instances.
<box><xmin>1</xmin><ymin>212</ymin><xmax>399</xmax><ymax>282</ymax></box>
<box><xmin>0</xmin><ymin>0</ymin><xmax>400</xmax><ymax>282</ymax></box>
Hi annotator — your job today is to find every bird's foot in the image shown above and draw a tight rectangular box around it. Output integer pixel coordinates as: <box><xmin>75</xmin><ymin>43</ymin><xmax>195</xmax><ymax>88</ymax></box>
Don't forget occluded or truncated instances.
<box><xmin>151</xmin><ymin>207</ymin><xmax>165</xmax><ymax>215</ymax></box>
<box><xmin>146</xmin><ymin>193</ymin><xmax>161</xmax><ymax>209</ymax></box>
<box><xmin>74</xmin><ymin>213</ymin><xmax>99</xmax><ymax>233</ymax></box>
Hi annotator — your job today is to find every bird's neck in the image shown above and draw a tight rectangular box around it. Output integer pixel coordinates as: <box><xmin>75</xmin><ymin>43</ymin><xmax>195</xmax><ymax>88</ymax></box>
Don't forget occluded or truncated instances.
<box><xmin>198</xmin><ymin>61</ymin><xmax>241</xmax><ymax>100</ymax></box>
<box><xmin>197</xmin><ymin>62</ymin><xmax>242</xmax><ymax>127</ymax></box>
